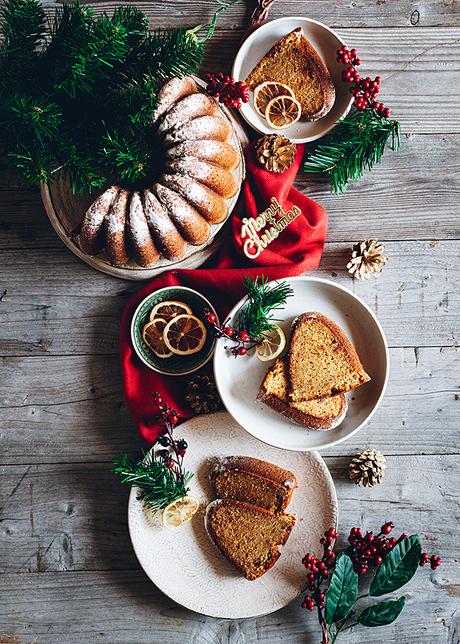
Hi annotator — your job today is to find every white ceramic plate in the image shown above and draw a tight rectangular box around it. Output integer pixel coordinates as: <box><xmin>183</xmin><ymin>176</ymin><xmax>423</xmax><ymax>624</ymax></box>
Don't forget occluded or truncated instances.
<box><xmin>128</xmin><ymin>412</ymin><xmax>337</xmax><ymax>618</ymax></box>
<box><xmin>213</xmin><ymin>277</ymin><xmax>389</xmax><ymax>452</ymax></box>
<box><xmin>232</xmin><ymin>17</ymin><xmax>353</xmax><ymax>143</ymax></box>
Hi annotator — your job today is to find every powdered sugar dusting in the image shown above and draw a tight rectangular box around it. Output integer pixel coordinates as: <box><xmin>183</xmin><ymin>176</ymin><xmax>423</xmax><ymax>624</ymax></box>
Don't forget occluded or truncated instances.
<box><xmin>159</xmin><ymin>93</ymin><xmax>217</xmax><ymax>133</ymax></box>
<box><xmin>165</xmin><ymin>115</ymin><xmax>232</xmax><ymax>145</ymax></box>
<box><xmin>105</xmin><ymin>189</ymin><xmax>128</xmax><ymax>235</ymax></box>
<box><xmin>82</xmin><ymin>185</ymin><xmax>119</xmax><ymax>230</ymax></box>
<box><xmin>128</xmin><ymin>192</ymin><xmax>150</xmax><ymax>245</ymax></box>
<box><xmin>152</xmin><ymin>76</ymin><xmax>198</xmax><ymax>124</ymax></box>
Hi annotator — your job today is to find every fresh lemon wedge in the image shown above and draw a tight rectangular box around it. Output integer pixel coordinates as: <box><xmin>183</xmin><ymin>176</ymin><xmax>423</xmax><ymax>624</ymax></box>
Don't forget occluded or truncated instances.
<box><xmin>162</xmin><ymin>495</ymin><xmax>200</xmax><ymax>529</ymax></box>
<box><xmin>256</xmin><ymin>325</ymin><xmax>286</xmax><ymax>362</ymax></box>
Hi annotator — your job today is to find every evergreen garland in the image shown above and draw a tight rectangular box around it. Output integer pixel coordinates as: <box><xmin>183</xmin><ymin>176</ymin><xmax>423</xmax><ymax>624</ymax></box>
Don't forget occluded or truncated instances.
<box><xmin>303</xmin><ymin>110</ymin><xmax>401</xmax><ymax>193</ymax></box>
<box><xmin>0</xmin><ymin>0</ymin><xmax>240</xmax><ymax>192</ymax></box>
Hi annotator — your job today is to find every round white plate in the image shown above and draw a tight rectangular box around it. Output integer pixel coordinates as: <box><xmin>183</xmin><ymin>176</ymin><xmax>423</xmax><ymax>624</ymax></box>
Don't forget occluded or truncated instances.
<box><xmin>213</xmin><ymin>277</ymin><xmax>389</xmax><ymax>452</ymax></box>
<box><xmin>232</xmin><ymin>17</ymin><xmax>353</xmax><ymax>143</ymax></box>
<box><xmin>128</xmin><ymin>412</ymin><xmax>337</xmax><ymax>618</ymax></box>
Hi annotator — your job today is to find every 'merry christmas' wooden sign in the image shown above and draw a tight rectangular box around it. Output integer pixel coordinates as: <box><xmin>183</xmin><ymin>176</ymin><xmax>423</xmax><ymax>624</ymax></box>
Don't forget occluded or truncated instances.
<box><xmin>240</xmin><ymin>197</ymin><xmax>301</xmax><ymax>259</ymax></box>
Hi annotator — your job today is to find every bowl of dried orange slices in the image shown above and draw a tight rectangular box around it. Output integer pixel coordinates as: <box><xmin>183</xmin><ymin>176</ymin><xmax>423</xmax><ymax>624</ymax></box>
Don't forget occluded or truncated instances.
<box><xmin>131</xmin><ymin>287</ymin><xmax>218</xmax><ymax>376</ymax></box>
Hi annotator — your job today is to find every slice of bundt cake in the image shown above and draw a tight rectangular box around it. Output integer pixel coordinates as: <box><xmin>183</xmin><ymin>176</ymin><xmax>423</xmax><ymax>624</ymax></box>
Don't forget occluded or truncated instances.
<box><xmin>258</xmin><ymin>358</ymin><xmax>347</xmax><ymax>430</ymax></box>
<box><xmin>210</xmin><ymin>456</ymin><xmax>297</xmax><ymax>514</ymax></box>
<box><xmin>164</xmin><ymin>140</ymin><xmax>240</xmax><ymax>171</ymax></box>
<box><xmin>288</xmin><ymin>313</ymin><xmax>370</xmax><ymax>402</ymax></box>
<box><xmin>206</xmin><ymin>499</ymin><xmax>296</xmax><ymax>580</ymax></box>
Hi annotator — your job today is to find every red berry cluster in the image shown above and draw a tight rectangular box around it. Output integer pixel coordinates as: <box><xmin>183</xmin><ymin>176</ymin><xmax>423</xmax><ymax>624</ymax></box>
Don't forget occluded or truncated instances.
<box><xmin>205</xmin><ymin>309</ymin><xmax>256</xmax><ymax>357</ymax></box>
<box><xmin>348</xmin><ymin>522</ymin><xmax>400</xmax><ymax>574</ymax></box>
<box><xmin>336</xmin><ymin>45</ymin><xmax>391</xmax><ymax>119</ymax></box>
<box><xmin>301</xmin><ymin>528</ymin><xmax>338</xmax><ymax>612</ymax></box>
<box><xmin>204</xmin><ymin>72</ymin><xmax>250</xmax><ymax>109</ymax></box>
<box><xmin>152</xmin><ymin>392</ymin><xmax>187</xmax><ymax>472</ymax></box>
<box><xmin>420</xmin><ymin>553</ymin><xmax>442</xmax><ymax>570</ymax></box>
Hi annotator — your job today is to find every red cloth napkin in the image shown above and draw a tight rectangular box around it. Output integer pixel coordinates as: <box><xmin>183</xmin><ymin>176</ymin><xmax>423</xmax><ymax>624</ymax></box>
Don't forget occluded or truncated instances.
<box><xmin>120</xmin><ymin>142</ymin><xmax>328</xmax><ymax>444</ymax></box>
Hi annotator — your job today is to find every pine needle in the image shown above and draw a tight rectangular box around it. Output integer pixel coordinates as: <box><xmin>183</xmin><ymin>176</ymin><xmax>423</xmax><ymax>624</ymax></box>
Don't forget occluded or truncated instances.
<box><xmin>303</xmin><ymin>110</ymin><xmax>401</xmax><ymax>193</ymax></box>
<box><xmin>236</xmin><ymin>276</ymin><xmax>294</xmax><ymax>339</ymax></box>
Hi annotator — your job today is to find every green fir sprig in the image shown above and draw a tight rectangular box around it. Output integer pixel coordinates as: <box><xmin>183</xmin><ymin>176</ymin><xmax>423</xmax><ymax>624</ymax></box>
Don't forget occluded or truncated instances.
<box><xmin>304</xmin><ymin>109</ymin><xmax>401</xmax><ymax>194</ymax></box>
<box><xmin>0</xmin><ymin>0</ymin><xmax>239</xmax><ymax>192</ymax></box>
<box><xmin>113</xmin><ymin>451</ymin><xmax>193</xmax><ymax>515</ymax></box>
<box><xmin>236</xmin><ymin>276</ymin><xmax>294</xmax><ymax>339</ymax></box>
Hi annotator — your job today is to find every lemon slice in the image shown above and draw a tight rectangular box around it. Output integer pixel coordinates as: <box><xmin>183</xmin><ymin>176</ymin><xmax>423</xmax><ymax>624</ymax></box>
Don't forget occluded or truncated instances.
<box><xmin>162</xmin><ymin>495</ymin><xmax>200</xmax><ymax>529</ymax></box>
<box><xmin>265</xmin><ymin>95</ymin><xmax>302</xmax><ymax>130</ymax></box>
<box><xmin>163</xmin><ymin>314</ymin><xmax>207</xmax><ymax>356</ymax></box>
<box><xmin>149</xmin><ymin>300</ymin><xmax>192</xmax><ymax>322</ymax></box>
<box><xmin>256</xmin><ymin>325</ymin><xmax>286</xmax><ymax>362</ymax></box>
<box><xmin>253</xmin><ymin>81</ymin><xmax>295</xmax><ymax>118</ymax></box>
<box><xmin>142</xmin><ymin>318</ymin><xmax>173</xmax><ymax>358</ymax></box>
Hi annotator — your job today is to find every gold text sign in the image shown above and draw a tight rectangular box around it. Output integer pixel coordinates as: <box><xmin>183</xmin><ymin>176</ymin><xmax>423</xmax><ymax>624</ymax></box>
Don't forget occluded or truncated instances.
<box><xmin>240</xmin><ymin>197</ymin><xmax>301</xmax><ymax>259</ymax></box>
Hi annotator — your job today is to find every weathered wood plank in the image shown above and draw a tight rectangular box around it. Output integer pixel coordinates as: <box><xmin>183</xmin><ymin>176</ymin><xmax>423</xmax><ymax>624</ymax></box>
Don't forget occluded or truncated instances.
<box><xmin>36</xmin><ymin>0</ymin><xmax>460</xmax><ymax>29</ymax></box>
<box><xmin>0</xmin><ymin>456</ymin><xmax>457</xmax><ymax>642</ymax></box>
<box><xmin>1</xmin><ymin>133</ymin><xmax>459</xmax><ymax>247</ymax></box>
<box><xmin>0</xmin><ymin>241</ymin><xmax>458</xmax><ymax>354</ymax></box>
<box><xmin>0</xmin><ymin>346</ymin><xmax>458</xmax><ymax>464</ymax></box>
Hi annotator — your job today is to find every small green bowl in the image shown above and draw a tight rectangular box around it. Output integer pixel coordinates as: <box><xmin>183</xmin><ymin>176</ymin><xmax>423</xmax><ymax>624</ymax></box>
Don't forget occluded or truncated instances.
<box><xmin>130</xmin><ymin>286</ymin><xmax>219</xmax><ymax>376</ymax></box>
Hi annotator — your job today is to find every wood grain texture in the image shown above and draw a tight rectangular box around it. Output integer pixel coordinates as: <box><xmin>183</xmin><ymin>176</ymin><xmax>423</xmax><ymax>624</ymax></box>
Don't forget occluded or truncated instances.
<box><xmin>0</xmin><ymin>346</ymin><xmax>458</xmax><ymax>464</ymax></box>
<box><xmin>0</xmin><ymin>1</ymin><xmax>459</xmax><ymax>641</ymax></box>
<box><xmin>0</xmin><ymin>456</ymin><xmax>457</xmax><ymax>643</ymax></box>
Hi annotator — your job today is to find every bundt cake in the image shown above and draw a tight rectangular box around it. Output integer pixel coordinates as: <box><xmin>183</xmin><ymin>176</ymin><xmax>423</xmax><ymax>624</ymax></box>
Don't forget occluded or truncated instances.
<box><xmin>76</xmin><ymin>76</ymin><xmax>241</xmax><ymax>268</ymax></box>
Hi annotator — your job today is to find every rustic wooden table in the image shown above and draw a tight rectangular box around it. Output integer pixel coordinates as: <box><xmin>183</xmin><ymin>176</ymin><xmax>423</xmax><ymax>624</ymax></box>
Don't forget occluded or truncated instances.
<box><xmin>1</xmin><ymin>1</ymin><xmax>459</xmax><ymax>643</ymax></box>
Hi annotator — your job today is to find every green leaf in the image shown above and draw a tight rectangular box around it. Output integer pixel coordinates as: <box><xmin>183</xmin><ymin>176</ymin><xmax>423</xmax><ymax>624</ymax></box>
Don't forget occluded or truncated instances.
<box><xmin>358</xmin><ymin>596</ymin><xmax>406</xmax><ymax>627</ymax></box>
<box><xmin>370</xmin><ymin>535</ymin><xmax>421</xmax><ymax>597</ymax></box>
<box><xmin>325</xmin><ymin>553</ymin><xmax>358</xmax><ymax>625</ymax></box>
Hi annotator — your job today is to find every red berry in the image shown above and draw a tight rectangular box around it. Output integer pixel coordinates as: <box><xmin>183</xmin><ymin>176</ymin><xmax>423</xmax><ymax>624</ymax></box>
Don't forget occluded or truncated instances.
<box><xmin>239</xmin><ymin>330</ymin><xmax>249</xmax><ymax>342</ymax></box>
<box><xmin>237</xmin><ymin>346</ymin><xmax>247</xmax><ymax>356</ymax></box>
<box><xmin>206</xmin><ymin>312</ymin><xmax>217</xmax><ymax>324</ymax></box>
<box><xmin>224</xmin><ymin>326</ymin><xmax>234</xmax><ymax>336</ymax></box>
<box><xmin>359</xmin><ymin>566</ymin><xmax>367</xmax><ymax>575</ymax></box>
<box><xmin>383</xmin><ymin>107</ymin><xmax>391</xmax><ymax>118</ymax></box>
<box><xmin>169</xmin><ymin>414</ymin><xmax>178</xmax><ymax>425</ymax></box>
<box><xmin>350</xmin><ymin>48</ymin><xmax>357</xmax><ymax>57</ymax></box>
<box><xmin>178</xmin><ymin>449</ymin><xmax>186</xmax><ymax>457</ymax></box>
<box><xmin>374</xmin><ymin>555</ymin><xmax>383</xmax><ymax>565</ymax></box>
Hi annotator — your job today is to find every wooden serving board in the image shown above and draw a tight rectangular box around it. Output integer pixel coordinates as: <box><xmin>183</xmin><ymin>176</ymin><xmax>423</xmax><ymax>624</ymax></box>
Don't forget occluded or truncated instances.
<box><xmin>40</xmin><ymin>88</ymin><xmax>249</xmax><ymax>281</ymax></box>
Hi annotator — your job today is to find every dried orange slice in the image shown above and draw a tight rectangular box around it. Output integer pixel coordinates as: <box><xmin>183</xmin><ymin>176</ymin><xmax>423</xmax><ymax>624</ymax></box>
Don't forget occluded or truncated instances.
<box><xmin>253</xmin><ymin>81</ymin><xmax>295</xmax><ymax>118</ymax></box>
<box><xmin>163</xmin><ymin>314</ymin><xmax>207</xmax><ymax>356</ymax></box>
<box><xmin>149</xmin><ymin>300</ymin><xmax>192</xmax><ymax>322</ymax></box>
<box><xmin>142</xmin><ymin>318</ymin><xmax>173</xmax><ymax>358</ymax></box>
<box><xmin>265</xmin><ymin>95</ymin><xmax>302</xmax><ymax>130</ymax></box>
<box><xmin>162</xmin><ymin>495</ymin><xmax>200</xmax><ymax>529</ymax></box>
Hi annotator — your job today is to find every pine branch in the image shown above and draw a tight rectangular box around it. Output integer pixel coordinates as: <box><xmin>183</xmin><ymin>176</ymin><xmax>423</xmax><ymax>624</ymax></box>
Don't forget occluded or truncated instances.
<box><xmin>303</xmin><ymin>110</ymin><xmax>401</xmax><ymax>193</ymax></box>
<box><xmin>236</xmin><ymin>276</ymin><xmax>294</xmax><ymax>339</ymax></box>
<box><xmin>113</xmin><ymin>451</ymin><xmax>193</xmax><ymax>514</ymax></box>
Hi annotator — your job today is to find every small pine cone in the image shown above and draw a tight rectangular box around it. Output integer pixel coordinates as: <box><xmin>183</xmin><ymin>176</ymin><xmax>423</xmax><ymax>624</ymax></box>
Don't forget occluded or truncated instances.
<box><xmin>254</xmin><ymin>134</ymin><xmax>296</xmax><ymax>173</ymax></box>
<box><xmin>349</xmin><ymin>449</ymin><xmax>386</xmax><ymax>487</ymax></box>
<box><xmin>185</xmin><ymin>374</ymin><xmax>223</xmax><ymax>415</ymax></box>
<box><xmin>346</xmin><ymin>239</ymin><xmax>388</xmax><ymax>280</ymax></box>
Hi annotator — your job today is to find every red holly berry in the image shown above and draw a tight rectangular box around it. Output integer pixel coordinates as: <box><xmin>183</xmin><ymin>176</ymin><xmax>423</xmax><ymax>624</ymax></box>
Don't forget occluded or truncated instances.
<box><xmin>430</xmin><ymin>555</ymin><xmax>442</xmax><ymax>570</ymax></box>
<box><xmin>169</xmin><ymin>414</ymin><xmax>179</xmax><ymax>426</ymax></box>
<box><xmin>239</xmin><ymin>330</ymin><xmax>249</xmax><ymax>342</ymax></box>
<box><xmin>381</xmin><ymin>522</ymin><xmax>394</xmax><ymax>535</ymax></box>
<box><xmin>205</xmin><ymin>72</ymin><xmax>249</xmax><ymax>110</ymax></box>
<box><xmin>206</xmin><ymin>312</ymin><xmax>217</xmax><ymax>324</ymax></box>
<box><xmin>224</xmin><ymin>326</ymin><xmax>234</xmax><ymax>336</ymax></box>
<box><xmin>237</xmin><ymin>346</ymin><xmax>247</xmax><ymax>356</ymax></box>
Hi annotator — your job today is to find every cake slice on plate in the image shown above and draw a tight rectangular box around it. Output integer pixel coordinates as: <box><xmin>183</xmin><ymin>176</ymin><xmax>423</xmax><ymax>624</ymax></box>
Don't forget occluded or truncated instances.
<box><xmin>206</xmin><ymin>499</ymin><xmax>296</xmax><ymax>581</ymax></box>
<box><xmin>244</xmin><ymin>28</ymin><xmax>335</xmax><ymax>121</ymax></box>
<box><xmin>258</xmin><ymin>357</ymin><xmax>347</xmax><ymax>430</ymax></box>
<box><xmin>288</xmin><ymin>312</ymin><xmax>370</xmax><ymax>403</ymax></box>
<box><xmin>210</xmin><ymin>456</ymin><xmax>297</xmax><ymax>514</ymax></box>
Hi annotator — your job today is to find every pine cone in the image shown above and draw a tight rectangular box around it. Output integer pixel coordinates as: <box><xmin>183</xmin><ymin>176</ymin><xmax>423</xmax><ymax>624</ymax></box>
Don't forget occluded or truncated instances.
<box><xmin>349</xmin><ymin>449</ymin><xmax>387</xmax><ymax>487</ymax></box>
<box><xmin>346</xmin><ymin>240</ymin><xmax>388</xmax><ymax>280</ymax></box>
<box><xmin>254</xmin><ymin>134</ymin><xmax>296</xmax><ymax>173</ymax></box>
<box><xmin>185</xmin><ymin>374</ymin><xmax>223</xmax><ymax>415</ymax></box>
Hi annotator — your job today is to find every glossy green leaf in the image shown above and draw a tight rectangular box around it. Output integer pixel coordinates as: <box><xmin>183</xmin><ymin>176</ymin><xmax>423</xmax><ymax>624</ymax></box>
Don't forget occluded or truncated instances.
<box><xmin>358</xmin><ymin>596</ymin><xmax>406</xmax><ymax>627</ymax></box>
<box><xmin>325</xmin><ymin>553</ymin><xmax>358</xmax><ymax>625</ymax></box>
<box><xmin>370</xmin><ymin>535</ymin><xmax>421</xmax><ymax>597</ymax></box>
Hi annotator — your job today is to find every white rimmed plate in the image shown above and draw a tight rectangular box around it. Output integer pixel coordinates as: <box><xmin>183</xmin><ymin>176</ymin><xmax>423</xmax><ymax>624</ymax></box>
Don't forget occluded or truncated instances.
<box><xmin>128</xmin><ymin>412</ymin><xmax>337</xmax><ymax>618</ymax></box>
<box><xmin>213</xmin><ymin>277</ymin><xmax>389</xmax><ymax>452</ymax></box>
<box><xmin>232</xmin><ymin>17</ymin><xmax>353</xmax><ymax>143</ymax></box>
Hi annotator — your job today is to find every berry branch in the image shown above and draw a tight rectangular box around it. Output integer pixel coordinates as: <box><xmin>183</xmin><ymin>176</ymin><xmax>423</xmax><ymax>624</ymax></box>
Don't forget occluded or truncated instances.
<box><xmin>301</xmin><ymin>523</ymin><xmax>441</xmax><ymax>643</ymax></box>
<box><xmin>204</xmin><ymin>72</ymin><xmax>249</xmax><ymax>109</ymax></box>
<box><xmin>204</xmin><ymin>308</ymin><xmax>257</xmax><ymax>356</ymax></box>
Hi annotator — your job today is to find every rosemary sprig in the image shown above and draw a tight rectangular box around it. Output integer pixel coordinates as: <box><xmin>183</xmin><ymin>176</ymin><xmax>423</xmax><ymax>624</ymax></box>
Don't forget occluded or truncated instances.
<box><xmin>113</xmin><ymin>450</ymin><xmax>193</xmax><ymax>515</ymax></box>
<box><xmin>236</xmin><ymin>276</ymin><xmax>294</xmax><ymax>340</ymax></box>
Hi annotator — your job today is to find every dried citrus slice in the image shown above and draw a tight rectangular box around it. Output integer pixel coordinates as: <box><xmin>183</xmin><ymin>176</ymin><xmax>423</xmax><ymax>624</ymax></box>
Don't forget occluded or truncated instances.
<box><xmin>253</xmin><ymin>81</ymin><xmax>295</xmax><ymax>118</ymax></box>
<box><xmin>163</xmin><ymin>314</ymin><xmax>207</xmax><ymax>356</ymax></box>
<box><xmin>142</xmin><ymin>318</ymin><xmax>173</xmax><ymax>358</ymax></box>
<box><xmin>265</xmin><ymin>95</ymin><xmax>302</xmax><ymax>130</ymax></box>
<box><xmin>162</xmin><ymin>495</ymin><xmax>200</xmax><ymax>529</ymax></box>
<box><xmin>256</xmin><ymin>325</ymin><xmax>286</xmax><ymax>362</ymax></box>
<box><xmin>149</xmin><ymin>300</ymin><xmax>192</xmax><ymax>322</ymax></box>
